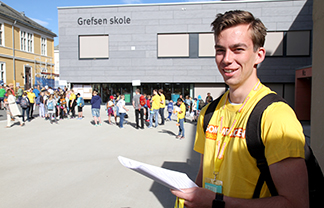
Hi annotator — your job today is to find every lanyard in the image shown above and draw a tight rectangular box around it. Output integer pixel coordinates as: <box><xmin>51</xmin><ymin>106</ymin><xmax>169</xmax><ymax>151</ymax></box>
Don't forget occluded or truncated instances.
<box><xmin>213</xmin><ymin>81</ymin><xmax>262</xmax><ymax>176</ymax></box>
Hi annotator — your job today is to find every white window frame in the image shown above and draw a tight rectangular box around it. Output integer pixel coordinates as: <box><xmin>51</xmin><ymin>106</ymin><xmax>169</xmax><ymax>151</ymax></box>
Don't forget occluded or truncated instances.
<box><xmin>0</xmin><ymin>22</ymin><xmax>4</xmax><ymax>46</ymax></box>
<box><xmin>79</xmin><ymin>35</ymin><xmax>109</xmax><ymax>59</ymax></box>
<box><xmin>0</xmin><ymin>62</ymin><xmax>6</xmax><ymax>84</ymax></box>
<box><xmin>20</xmin><ymin>30</ymin><xmax>33</xmax><ymax>52</ymax></box>
<box><xmin>157</xmin><ymin>34</ymin><xmax>190</xmax><ymax>58</ymax></box>
<box><xmin>41</xmin><ymin>37</ymin><xmax>47</xmax><ymax>56</ymax></box>
<box><xmin>24</xmin><ymin>65</ymin><xmax>33</xmax><ymax>88</ymax></box>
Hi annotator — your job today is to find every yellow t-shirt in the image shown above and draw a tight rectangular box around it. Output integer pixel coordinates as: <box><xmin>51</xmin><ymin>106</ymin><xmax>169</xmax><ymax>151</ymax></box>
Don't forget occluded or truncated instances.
<box><xmin>160</xmin><ymin>93</ymin><xmax>166</xmax><ymax>108</ymax></box>
<box><xmin>194</xmin><ymin>83</ymin><xmax>305</xmax><ymax>199</ymax></box>
<box><xmin>69</xmin><ymin>93</ymin><xmax>76</xmax><ymax>101</ymax></box>
<box><xmin>152</xmin><ymin>94</ymin><xmax>160</xmax><ymax>110</ymax></box>
<box><xmin>177</xmin><ymin>103</ymin><xmax>186</xmax><ymax>120</ymax></box>
<box><xmin>27</xmin><ymin>92</ymin><xmax>36</xmax><ymax>104</ymax></box>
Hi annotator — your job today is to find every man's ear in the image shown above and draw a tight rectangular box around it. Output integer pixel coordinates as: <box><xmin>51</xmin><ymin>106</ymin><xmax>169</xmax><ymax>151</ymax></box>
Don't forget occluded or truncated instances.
<box><xmin>255</xmin><ymin>47</ymin><xmax>266</xmax><ymax>65</ymax></box>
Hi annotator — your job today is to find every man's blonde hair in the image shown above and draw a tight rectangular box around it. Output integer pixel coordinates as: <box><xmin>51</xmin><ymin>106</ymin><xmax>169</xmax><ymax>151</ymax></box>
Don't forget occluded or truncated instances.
<box><xmin>211</xmin><ymin>10</ymin><xmax>267</xmax><ymax>52</ymax></box>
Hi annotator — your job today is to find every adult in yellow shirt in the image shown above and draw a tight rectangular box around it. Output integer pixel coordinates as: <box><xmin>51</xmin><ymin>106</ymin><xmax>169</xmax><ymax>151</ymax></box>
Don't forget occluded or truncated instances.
<box><xmin>27</xmin><ymin>88</ymin><xmax>36</xmax><ymax>118</ymax></box>
<box><xmin>171</xmin><ymin>10</ymin><xmax>307</xmax><ymax>208</ymax></box>
<box><xmin>148</xmin><ymin>89</ymin><xmax>160</xmax><ymax>128</ymax></box>
<box><xmin>176</xmin><ymin>98</ymin><xmax>186</xmax><ymax>139</ymax></box>
<box><xmin>158</xmin><ymin>89</ymin><xmax>166</xmax><ymax>125</ymax></box>
<box><xmin>69</xmin><ymin>90</ymin><xmax>76</xmax><ymax>118</ymax></box>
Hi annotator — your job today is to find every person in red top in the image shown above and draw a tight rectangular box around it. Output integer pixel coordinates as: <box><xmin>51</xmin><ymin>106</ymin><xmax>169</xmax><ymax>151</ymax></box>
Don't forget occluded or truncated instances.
<box><xmin>145</xmin><ymin>95</ymin><xmax>151</xmax><ymax>122</ymax></box>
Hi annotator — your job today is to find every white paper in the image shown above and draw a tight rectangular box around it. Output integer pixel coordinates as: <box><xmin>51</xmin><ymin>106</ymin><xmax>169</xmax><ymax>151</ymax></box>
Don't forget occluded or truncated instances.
<box><xmin>118</xmin><ymin>156</ymin><xmax>198</xmax><ymax>192</ymax></box>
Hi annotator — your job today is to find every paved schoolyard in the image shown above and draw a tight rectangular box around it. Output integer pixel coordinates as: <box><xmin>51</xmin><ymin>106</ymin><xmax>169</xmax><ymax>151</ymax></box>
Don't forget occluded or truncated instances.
<box><xmin>0</xmin><ymin>106</ymin><xmax>200</xmax><ymax>208</ymax></box>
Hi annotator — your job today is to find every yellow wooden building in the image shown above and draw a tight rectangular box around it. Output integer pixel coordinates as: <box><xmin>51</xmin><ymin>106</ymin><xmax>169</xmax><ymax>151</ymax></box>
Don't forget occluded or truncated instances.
<box><xmin>0</xmin><ymin>1</ymin><xmax>57</xmax><ymax>90</ymax></box>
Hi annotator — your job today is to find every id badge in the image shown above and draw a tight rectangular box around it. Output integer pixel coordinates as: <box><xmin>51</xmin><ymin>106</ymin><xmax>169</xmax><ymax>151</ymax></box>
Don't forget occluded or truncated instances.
<box><xmin>205</xmin><ymin>177</ymin><xmax>223</xmax><ymax>194</ymax></box>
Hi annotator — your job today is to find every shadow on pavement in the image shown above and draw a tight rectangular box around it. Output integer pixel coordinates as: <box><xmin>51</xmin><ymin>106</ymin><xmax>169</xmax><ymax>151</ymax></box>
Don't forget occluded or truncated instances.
<box><xmin>150</xmin><ymin>124</ymin><xmax>200</xmax><ymax>207</ymax></box>
<box><xmin>158</xmin><ymin>129</ymin><xmax>177</xmax><ymax>136</ymax></box>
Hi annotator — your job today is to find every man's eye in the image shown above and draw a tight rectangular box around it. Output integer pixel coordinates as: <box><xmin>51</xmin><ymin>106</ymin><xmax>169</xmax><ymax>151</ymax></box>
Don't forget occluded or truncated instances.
<box><xmin>216</xmin><ymin>49</ymin><xmax>225</xmax><ymax>54</ymax></box>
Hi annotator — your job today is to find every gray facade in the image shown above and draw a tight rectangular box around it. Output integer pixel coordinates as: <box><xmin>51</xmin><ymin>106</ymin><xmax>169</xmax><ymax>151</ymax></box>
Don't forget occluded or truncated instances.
<box><xmin>58</xmin><ymin>0</ymin><xmax>313</xmax><ymax>102</ymax></box>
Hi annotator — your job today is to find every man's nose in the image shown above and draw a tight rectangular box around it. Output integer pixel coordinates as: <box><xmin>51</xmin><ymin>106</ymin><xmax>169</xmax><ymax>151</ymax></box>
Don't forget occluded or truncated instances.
<box><xmin>223</xmin><ymin>50</ymin><xmax>234</xmax><ymax>64</ymax></box>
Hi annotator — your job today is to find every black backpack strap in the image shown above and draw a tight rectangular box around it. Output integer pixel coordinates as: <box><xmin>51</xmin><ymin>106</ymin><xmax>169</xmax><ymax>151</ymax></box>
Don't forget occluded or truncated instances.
<box><xmin>203</xmin><ymin>94</ymin><xmax>224</xmax><ymax>133</ymax></box>
<box><xmin>246</xmin><ymin>93</ymin><xmax>287</xmax><ymax>198</ymax></box>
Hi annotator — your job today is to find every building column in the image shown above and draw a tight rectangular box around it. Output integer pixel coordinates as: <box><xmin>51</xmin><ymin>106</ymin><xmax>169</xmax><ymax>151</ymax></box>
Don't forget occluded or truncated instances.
<box><xmin>311</xmin><ymin>0</ymin><xmax>324</xmax><ymax>169</ymax></box>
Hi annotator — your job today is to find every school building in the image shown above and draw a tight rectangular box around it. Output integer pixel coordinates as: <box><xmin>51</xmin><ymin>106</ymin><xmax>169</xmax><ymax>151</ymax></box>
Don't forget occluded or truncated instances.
<box><xmin>0</xmin><ymin>1</ymin><xmax>57</xmax><ymax>90</ymax></box>
<box><xmin>58</xmin><ymin>0</ymin><xmax>313</xmax><ymax>112</ymax></box>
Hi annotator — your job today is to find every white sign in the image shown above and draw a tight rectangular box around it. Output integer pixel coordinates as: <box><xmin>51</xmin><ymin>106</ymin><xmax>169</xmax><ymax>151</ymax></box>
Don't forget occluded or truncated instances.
<box><xmin>132</xmin><ymin>80</ymin><xmax>141</xmax><ymax>86</ymax></box>
<box><xmin>59</xmin><ymin>80</ymin><xmax>67</xmax><ymax>86</ymax></box>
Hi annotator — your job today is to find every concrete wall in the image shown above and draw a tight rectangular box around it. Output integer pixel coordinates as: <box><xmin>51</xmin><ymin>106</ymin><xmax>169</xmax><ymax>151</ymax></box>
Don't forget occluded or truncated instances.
<box><xmin>311</xmin><ymin>0</ymin><xmax>324</xmax><ymax>169</ymax></box>
<box><xmin>58</xmin><ymin>0</ymin><xmax>313</xmax><ymax>85</ymax></box>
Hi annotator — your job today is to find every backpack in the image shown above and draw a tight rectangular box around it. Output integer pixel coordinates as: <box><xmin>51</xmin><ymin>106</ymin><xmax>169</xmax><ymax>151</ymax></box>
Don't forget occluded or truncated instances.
<box><xmin>140</xmin><ymin>95</ymin><xmax>146</xmax><ymax>106</ymax></box>
<box><xmin>20</xmin><ymin>97</ymin><xmax>29</xmax><ymax>109</ymax></box>
<box><xmin>203</xmin><ymin>93</ymin><xmax>324</xmax><ymax>207</ymax></box>
<box><xmin>36</xmin><ymin>96</ymin><xmax>41</xmax><ymax>105</ymax></box>
<box><xmin>79</xmin><ymin>97</ymin><xmax>85</xmax><ymax>107</ymax></box>
<box><xmin>47</xmin><ymin>100</ymin><xmax>54</xmax><ymax>111</ymax></box>
<box><xmin>198</xmin><ymin>99</ymin><xmax>205</xmax><ymax>110</ymax></box>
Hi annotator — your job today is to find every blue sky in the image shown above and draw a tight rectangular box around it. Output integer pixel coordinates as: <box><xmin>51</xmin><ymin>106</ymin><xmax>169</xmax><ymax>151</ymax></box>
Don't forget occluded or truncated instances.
<box><xmin>2</xmin><ymin>0</ymin><xmax>216</xmax><ymax>46</ymax></box>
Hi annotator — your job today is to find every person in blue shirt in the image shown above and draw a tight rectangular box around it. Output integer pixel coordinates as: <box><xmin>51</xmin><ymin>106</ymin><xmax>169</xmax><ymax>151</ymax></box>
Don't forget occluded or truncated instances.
<box><xmin>90</xmin><ymin>89</ymin><xmax>102</xmax><ymax>126</ymax></box>
<box><xmin>33</xmin><ymin>85</ymin><xmax>40</xmax><ymax>98</ymax></box>
<box><xmin>167</xmin><ymin>100</ymin><xmax>174</xmax><ymax>121</ymax></box>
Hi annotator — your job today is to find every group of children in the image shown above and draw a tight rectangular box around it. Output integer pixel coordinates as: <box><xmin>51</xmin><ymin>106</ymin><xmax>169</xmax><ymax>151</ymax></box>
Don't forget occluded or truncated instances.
<box><xmin>20</xmin><ymin>88</ymin><xmax>85</xmax><ymax>124</ymax></box>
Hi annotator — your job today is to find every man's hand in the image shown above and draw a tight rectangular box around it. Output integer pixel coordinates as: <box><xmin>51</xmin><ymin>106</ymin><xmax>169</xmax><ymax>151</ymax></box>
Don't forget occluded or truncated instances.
<box><xmin>171</xmin><ymin>187</ymin><xmax>215</xmax><ymax>208</ymax></box>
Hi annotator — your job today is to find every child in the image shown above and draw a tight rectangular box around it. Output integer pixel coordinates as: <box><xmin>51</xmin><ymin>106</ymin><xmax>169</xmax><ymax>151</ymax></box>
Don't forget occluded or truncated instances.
<box><xmin>117</xmin><ymin>95</ymin><xmax>128</xmax><ymax>128</ymax></box>
<box><xmin>106</xmin><ymin>95</ymin><xmax>115</xmax><ymax>124</ymax></box>
<box><xmin>47</xmin><ymin>94</ymin><xmax>57</xmax><ymax>124</ymax></box>
<box><xmin>167</xmin><ymin>100</ymin><xmax>174</xmax><ymax>121</ymax></box>
<box><xmin>176</xmin><ymin>98</ymin><xmax>185</xmax><ymax>139</ymax></box>
<box><xmin>76</xmin><ymin>93</ymin><xmax>84</xmax><ymax>120</ymax></box>
<box><xmin>59</xmin><ymin>92</ymin><xmax>67</xmax><ymax>119</ymax></box>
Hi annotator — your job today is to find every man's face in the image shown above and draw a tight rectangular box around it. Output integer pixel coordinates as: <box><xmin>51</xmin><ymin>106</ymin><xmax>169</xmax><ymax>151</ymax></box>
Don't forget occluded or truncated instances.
<box><xmin>215</xmin><ymin>24</ymin><xmax>265</xmax><ymax>90</ymax></box>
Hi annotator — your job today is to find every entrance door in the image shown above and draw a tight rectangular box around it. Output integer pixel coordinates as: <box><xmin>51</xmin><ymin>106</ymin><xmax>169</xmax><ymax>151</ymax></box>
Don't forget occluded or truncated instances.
<box><xmin>25</xmin><ymin>66</ymin><xmax>31</xmax><ymax>90</ymax></box>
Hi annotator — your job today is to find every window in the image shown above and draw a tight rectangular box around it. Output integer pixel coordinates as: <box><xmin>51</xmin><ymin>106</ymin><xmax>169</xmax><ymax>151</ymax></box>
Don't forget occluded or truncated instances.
<box><xmin>158</xmin><ymin>34</ymin><xmax>189</xmax><ymax>58</ymax></box>
<box><xmin>0</xmin><ymin>63</ymin><xmax>5</xmax><ymax>84</ymax></box>
<box><xmin>41</xmin><ymin>37</ymin><xmax>47</xmax><ymax>56</ymax></box>
<box><xmin>286</xmin><ymin>31</ymin><xmax>310</xmax><ymax>56</ymax></box>
<box><xmin>21</xmin><ymin>31</ymin><xmax>26</xmax><ymax>51</ymax></box>
<box><xmin>264</xmin><ymin>32</ymin><xmax>284</xmax><ymax>56</ymax></box>
<box><xmin>79</xmin><ymin>35</ymin><xmax>109</xmax><ymax>59</ymax></box>
<box><xmin>21</xmin><ymin>31</ymin><xmax>33</xmax><ymax>52</ymax></box>
<box><xmin>199</xmin><ymin>33</ymin><xmax>215</xmax><ymax>57</ymax></box>
<box><xmin>0</xmin><ymin>23</ymin><xmax>3</xmax><ymax>46</ymax></box>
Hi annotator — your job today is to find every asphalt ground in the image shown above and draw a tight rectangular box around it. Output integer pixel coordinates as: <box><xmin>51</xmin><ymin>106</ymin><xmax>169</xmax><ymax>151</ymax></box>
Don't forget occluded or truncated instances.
<box><xmin>0</xmin><ymin>104</ymin><xmax>310</xmax><ymax>208</ymax></box>
<box><xmin>0</xmin><ymin>105</ymin><xmax>200</xmax><ymax>208</ymax></box>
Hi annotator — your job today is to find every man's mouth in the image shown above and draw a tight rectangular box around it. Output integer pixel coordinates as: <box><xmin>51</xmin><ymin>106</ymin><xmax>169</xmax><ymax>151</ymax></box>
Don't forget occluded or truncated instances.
<box><xmin>223</xmin><ymin>68</ymin><xmax>237</xmax><ymax>73</ymax></box>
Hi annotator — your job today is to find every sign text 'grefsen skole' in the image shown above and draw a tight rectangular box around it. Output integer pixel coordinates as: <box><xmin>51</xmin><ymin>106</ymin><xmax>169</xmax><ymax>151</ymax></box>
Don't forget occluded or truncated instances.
<box><xmin>77</xmin><ymin>16</ymin><xmax>131</xmax><ymax>25</ymax></box>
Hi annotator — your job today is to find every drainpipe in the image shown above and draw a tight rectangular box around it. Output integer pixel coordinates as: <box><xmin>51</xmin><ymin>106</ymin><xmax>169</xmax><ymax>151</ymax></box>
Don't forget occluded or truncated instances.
<box><xmin>12</xmin><ymin>20</ymin><xmax>17</xmax><ymax>90</ymax></box>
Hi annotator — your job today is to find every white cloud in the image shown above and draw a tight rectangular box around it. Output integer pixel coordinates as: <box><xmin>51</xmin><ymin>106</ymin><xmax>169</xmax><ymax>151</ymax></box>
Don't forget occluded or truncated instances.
<box><xmin>121</xmin><ymin>0</ymin><xmax>142</xmax><ymax>4</ymax></box>
<box><xmin>30</xmin><ymin>18</ymin><xmax>49</xmax><ymax>27</ymax></box>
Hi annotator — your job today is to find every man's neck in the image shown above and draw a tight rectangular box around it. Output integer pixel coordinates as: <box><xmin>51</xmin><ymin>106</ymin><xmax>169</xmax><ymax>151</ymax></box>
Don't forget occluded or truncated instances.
<box><xmin>228</xmin><ymin>79</ymin><xmax>259</xmax><ymax>104</ymax></box>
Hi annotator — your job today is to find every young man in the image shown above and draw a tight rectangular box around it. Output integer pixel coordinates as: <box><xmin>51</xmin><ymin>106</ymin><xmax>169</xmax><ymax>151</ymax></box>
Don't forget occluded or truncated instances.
<box><xmin>171</xmin><ymin>10</ymin><xmax>308</xmax><ymax>208</ymax></box>
<box><xmin>132</xmin><ymin>89</ymin><xmax>144</xmax><ymax>129</ymax></box>
<box><xmin>148</xmin><ymin>89</ymin><xmax>160</xmax><ymax>128</ymax></box>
